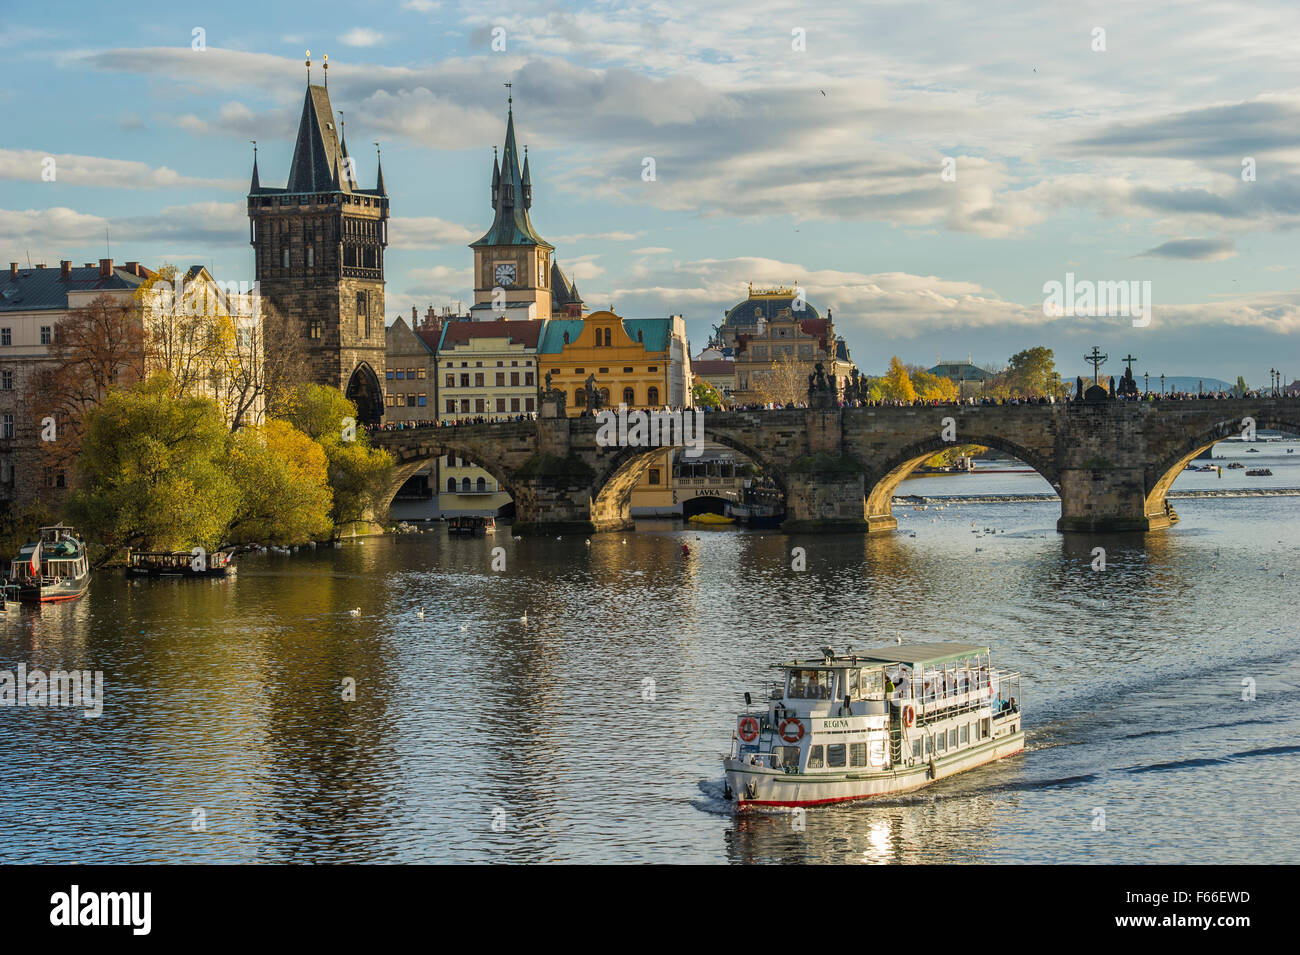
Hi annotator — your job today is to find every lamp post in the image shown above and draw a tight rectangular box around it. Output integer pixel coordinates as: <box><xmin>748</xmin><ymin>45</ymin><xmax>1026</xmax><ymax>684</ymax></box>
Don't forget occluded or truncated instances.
<box><xmin>1144</xmin><ymin>371</ymin><xmax>1149</xmax><ymax>395</ymax></box>
<box><xmin>1160</xmin><ymin>373</ymin><xmax>1166</xmax><ymax>395</ymax></box>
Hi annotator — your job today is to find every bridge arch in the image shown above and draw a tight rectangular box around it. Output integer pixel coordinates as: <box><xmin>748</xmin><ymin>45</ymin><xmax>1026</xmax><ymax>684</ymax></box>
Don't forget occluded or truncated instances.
<box><xmin>1143</xmin><ymin>408</ymin><xmax>1300</xmax><ymax>520</ymax></box>
<box><xmin>864</xmin><ymin>432</ymin><xmax>1064</xmax><ymax>528</ymax></box>
<box><xmin>589</xmin><ymin>426</ymin><xmax>789</xmax><ymax>529</ymax></box>
<box><xmin>382</xmin><ymin>440</ymin><xmax>524</xmax><ymax>517</ymax></box>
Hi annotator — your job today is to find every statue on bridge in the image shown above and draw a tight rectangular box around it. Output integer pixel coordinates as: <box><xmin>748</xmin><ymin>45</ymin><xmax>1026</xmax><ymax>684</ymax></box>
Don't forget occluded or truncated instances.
<box><xmin>584</xmin><ymin>374</ymin><xmax>603</xmax><ymax>412</ymax></box>
<box><xmin>1117</xmin><ymin>364</ymin><xmax>1140</xmax><ymax>397</ymax></box>
<box><xmin>807</xmin><ymin>361</ymin><xmax>836</xmax><ymax>408</ymax></box>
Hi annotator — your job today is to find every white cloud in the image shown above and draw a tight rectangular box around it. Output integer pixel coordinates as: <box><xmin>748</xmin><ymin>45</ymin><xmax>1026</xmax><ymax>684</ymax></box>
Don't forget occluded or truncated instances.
<box><xmin>389</xmin><ymin>216</ymin><xmax>477</xmax><ymax>249</ymax></box>
<box><xmin>340</xmin><ymin>28</ymin><xmax>385</xmax><ymax>48</ymax></box>
<box><xmin>0</xmin><ymin>148</ymin><xmax>238</xmax><ymax>190</ymax></box>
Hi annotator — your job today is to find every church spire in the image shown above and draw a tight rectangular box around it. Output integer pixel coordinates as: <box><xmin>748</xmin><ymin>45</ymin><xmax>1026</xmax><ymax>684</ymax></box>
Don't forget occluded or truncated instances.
<box><xmin>375</xmin><ymin>144</ymin><xmax>385</xmax><ymax>195</ymax></box>
<box><xmin>469</xmin><ymin>91</ymin><xmax>552</xmax><ymax>251</ymax></box>
<box><xmin>249</xmin><ymin>141</ymin><xmax>260</xmax><ymax>194</ymax></box>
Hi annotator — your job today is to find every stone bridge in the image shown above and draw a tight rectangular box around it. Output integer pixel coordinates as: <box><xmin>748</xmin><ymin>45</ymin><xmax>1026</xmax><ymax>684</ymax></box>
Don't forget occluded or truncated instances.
<box><xmin>374</xmin><ymin>398</ymin><xmax>1300</xmax><ymax>535</ymax></box>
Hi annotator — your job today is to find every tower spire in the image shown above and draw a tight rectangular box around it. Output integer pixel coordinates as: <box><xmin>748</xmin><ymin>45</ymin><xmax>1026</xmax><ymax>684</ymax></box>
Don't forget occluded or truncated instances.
<box><xmin>374</xmin><ymin>143</ymin><xmax>385</xmax><ymax>194</ymax></box>
<box><xmin>249</xmin><ymin>140</ymin><xmax>260</xmax><ymax>193</ymax></box>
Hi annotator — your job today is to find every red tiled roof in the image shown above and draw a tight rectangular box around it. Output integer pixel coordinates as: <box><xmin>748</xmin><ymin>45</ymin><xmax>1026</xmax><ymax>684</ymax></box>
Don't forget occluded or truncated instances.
<box><xmin>439</xmin><ymin>319</ymin><xmax>544</xmax><ymax>350</ymax></box>
<box><xmin>692</xmin><ymin>360</ymin><xmax>735</xmax><ymax>375</ymax></box>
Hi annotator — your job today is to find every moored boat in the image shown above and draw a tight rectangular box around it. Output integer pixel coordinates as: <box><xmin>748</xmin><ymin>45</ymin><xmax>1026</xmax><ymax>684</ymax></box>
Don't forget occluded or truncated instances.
<box><xmin>126</xmin><ymin>549</ymin><xmax>235</xmax><ymax>578</ymax></box>
<box><xmin>9</xmin><ymin>524</ymin><xmax>91</xmax><ymax>603</ymax></box>
<box><xmin>723</xmin><ymin>642</ymin><xmax>1023</xmax><ymax>810</ymax></box>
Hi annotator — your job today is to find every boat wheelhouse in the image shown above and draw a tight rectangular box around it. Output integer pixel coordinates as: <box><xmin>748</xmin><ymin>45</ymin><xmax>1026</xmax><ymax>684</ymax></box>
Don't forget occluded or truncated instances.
<box><xmin>723</xmin><ymin>642</ymin><xmax>1023</xmax><ymax>810</ymax></box>
<box><xmin>8</xmin><ymin>524</ymin><xmax>91</xmax><ymax>603</ymax></box>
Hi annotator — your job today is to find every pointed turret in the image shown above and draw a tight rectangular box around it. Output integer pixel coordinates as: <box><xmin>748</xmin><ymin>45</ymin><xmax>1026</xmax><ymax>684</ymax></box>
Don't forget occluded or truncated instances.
<box><xmin>249</xmin><ymin>151</ymin><xmax>260</xmax><ymax>194</ymax></box>
<box><xmin>375</xmin><ymin>152</ymin><xmax>386</xmax><ymax>195</ymax></box>
<box><xmin>522</xmin><ymin>146</ymin><xmax>532</xmax><ymax>210</ymax></box>
<box><xmin>491</xmin><ymin>147</ymin><xmax>500</xmax><ymax>210</ymax></box>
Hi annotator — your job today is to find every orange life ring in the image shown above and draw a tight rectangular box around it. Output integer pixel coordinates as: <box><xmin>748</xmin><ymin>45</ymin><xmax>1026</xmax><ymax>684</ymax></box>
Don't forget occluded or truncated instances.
<box><xmin>779</xmin><ymin>717</ymin><xmax>805</xmax><ymax>743</ymax></box>
<box><xmin>738</xmin><ymin>717</ymin><xmax>759</xmax><ymax>742</ymax></box>
<box><xmin>903</xmin><ymin>705</ymin><xmax>916</xmax><ymax>728</ymax></box>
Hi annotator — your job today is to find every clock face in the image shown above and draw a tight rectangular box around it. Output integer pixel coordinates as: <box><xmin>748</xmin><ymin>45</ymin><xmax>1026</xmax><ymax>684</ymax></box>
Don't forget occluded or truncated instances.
<box><xmin>494</xmin><ymin>263</ymin><xmax>517</xmax><ymax>287</ymax></box>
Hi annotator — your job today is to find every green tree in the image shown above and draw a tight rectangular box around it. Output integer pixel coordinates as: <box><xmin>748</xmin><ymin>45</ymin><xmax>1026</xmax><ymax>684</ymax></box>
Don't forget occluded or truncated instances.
<box><xmin>225</xmin><ymin>419</ymin><xmax>333</xmax><ymax>546</ymax></box>
<box><xmin>881</xmin><ymin>356</ymin><xmax>916</xmax><ymax>402</ymax></box>
<box><xmin>70</xmin><ymin>375</ymin><xmax>237</xmax><ymax>559</ymax></box>
<box><xmin>1006</xmin><ymin>347</ymin><xmax>1057</xmax><ymax>397</ymax></box>
<box><xmin>1233</xmin><ymin>376</ymin><xmax>1247</xmax><ymax>398</ymax></box>
<box><xmin>284</xmin><ymin>385</ymin><xmax>394</xmax><ymax>530</ymax></box>
<box><xmin>692</xmin><ymin>380</ymin><xmax>724</xmax><ymax>408</ymax></box>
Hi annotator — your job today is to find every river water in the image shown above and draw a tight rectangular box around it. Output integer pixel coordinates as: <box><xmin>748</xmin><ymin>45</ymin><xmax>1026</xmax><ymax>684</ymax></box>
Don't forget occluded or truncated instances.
<box><xmin>1</xmin><ymin>441</ymin><xmax>1297</xmax><ymax>863</ymax></box>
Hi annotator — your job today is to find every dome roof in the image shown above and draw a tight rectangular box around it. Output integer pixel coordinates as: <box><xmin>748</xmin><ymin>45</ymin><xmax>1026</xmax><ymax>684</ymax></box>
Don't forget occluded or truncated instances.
<box><xmin>723</xmin><ymin>287</ymin><xmax>820</xmax><ymax>326</ymax></box>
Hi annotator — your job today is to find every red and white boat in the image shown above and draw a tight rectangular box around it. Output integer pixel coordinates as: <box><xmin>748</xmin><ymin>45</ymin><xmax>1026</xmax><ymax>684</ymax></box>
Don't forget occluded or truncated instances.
<box><xmin>8</xmin><ymin>524</ymin><xmax>91</xmax><ymax>603</ymax></box>
<box><xmin>723</xmin><ymin>642</ymin><xmax>1023</xmax><ymax>810</ymax></box>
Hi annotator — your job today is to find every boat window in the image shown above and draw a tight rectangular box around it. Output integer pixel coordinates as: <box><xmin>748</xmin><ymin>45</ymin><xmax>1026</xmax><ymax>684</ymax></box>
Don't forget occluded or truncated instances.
<box><xmin>960</xmin><ymin>724</ymin><xmax>969</xmax><ymax>744</ymax></box>
<box><xmin>859</xmin><ymin>668</ymin><xmax>884</xmax><ymax>697</ymax></box>
<box><xmin>869</xmin><ymin>740</ymin><xmax>886</xmax><ymax>766</ymax></box>
<box><xmin>949</xmin><ymin>729</ymin><xmax>958</xmax><ymax>748</ymax></box>
<box><xmin>981</xmin><ymin>718</ymin><xmax>991</xmax><ymax>739</ymax></box>
<box><xmin>806</xmin><ymin>745</ymin><xmax>824</xmax><ymax>769</ymax></box>
<box><xmin>936</xmin><ymin>732</ymin><xmax>946</xmax><ymax>753</ymax></box>
<box><xmin>826</xmin><ymin>744</ymin><xmax>846</xmax><ymax>768</ymax></box>
<box><xmin>912</xmin><ymin>739</ymin><xmax>921</xmax><ymax>758</ymax></box>
<box><xmin>845</xmin><ymin>669</ymin><xmax>859</xmax><ymax>697</ymax></box>
<box><xmin>787</xmin><ymin>669</ymin><xmax>834</xmax><ymax>700</ymax></box>
<box><xmin>849</xmin><ymin>742</ymin><xmax>867</xmax><ymax>767</ymax></box>
<box><xmin>925</xmin><ymin>736</ymin><xmax>932</xmax><ymax>755</ymax></box>
<box><xmin>774</xmin><ymin>745</ymin><xmax>800</xmax><ymax>769</ymax></box>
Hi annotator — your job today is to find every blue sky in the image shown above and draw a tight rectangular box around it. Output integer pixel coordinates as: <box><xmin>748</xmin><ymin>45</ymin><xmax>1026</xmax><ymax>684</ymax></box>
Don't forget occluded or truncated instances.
<box><xmin>2</xmin><ymin>0</ymin><xmax>1299</xmax><ymax>385</ymax></box>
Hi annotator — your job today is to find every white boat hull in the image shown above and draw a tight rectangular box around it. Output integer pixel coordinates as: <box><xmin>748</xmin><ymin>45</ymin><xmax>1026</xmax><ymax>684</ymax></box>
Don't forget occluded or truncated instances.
<box><xmin>725</xmin><ymin>730</ymin><xmax>1024</xmax><ymax>809</ymax></box>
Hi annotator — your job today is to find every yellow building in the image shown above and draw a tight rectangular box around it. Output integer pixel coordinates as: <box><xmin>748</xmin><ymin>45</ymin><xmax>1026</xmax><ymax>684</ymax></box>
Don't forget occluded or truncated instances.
<box><xmin>538</xmin><ymin>310</ymin><xmax>692</xmax><ymax>515</ymax></box>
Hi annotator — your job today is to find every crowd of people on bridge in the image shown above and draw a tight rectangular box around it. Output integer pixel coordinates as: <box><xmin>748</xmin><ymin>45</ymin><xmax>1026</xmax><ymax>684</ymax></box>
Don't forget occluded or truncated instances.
<box><xmin>366</xmin><ymin>388</ymin><xmax>1294</xmax><ymax>431</ymax></box>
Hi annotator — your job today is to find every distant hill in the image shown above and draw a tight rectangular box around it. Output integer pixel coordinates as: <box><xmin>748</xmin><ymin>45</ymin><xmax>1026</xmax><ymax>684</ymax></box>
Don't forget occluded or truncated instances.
<box><xmin>1066</xmin><ymin>373</ymin><xmax>1234</xmax><ymax>393</ymax></box>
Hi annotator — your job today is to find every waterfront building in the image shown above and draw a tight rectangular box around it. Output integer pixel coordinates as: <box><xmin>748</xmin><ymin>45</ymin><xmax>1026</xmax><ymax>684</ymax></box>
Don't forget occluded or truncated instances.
<box><xmin>468</xmin><ymin>98</ymin><xmax>583</xmax><ymax>321</ymax></box>
<box><xmin>0</xmin><ymin>259</ymin><xmax>153</xmax><ymax>509</ymax></box>
<box><xmin>538</xmin><ymin>310</ymin><xmax>692</xmax><ymax>412</ymax></box>
<box><xmin>247</xmin><ymin>68</ymin><xmax>388</xmax><ymax>424</ymax></box>
<box><xmin>435</xmin><ymin>319</ymin><xmax>545</xmax><ymax>517</ymax></box>
<box><xmin>717</xmin><ymin>285</ymin><xmax>853</xmax><ymax>404</ymax></box>
<box><xmin>540</xmin><ymin>310</ymin><xmax>692</xmax><ymax>513</ymax></box>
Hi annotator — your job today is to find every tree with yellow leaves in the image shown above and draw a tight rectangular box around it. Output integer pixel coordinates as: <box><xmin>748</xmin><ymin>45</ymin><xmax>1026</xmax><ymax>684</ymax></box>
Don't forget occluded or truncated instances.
<box><xmin>881</xmin><ymin>356</ymin><xmax>916</xmax><ymax>402</ymax></box>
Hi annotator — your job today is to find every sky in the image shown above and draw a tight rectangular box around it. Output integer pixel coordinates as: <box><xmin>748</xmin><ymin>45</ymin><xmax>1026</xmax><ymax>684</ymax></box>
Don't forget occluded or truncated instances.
<box><xmin>2</xmin><ymin>0</ymin><xmax>1299</xmax><ymax>386</ymax></box>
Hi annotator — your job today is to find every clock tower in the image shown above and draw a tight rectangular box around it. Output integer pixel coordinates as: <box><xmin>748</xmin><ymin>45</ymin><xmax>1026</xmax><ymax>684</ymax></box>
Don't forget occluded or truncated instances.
<box><xmin>469</xmin><ymin>97</ymin><xmax>555</xmax><ymax>320</ymax></box>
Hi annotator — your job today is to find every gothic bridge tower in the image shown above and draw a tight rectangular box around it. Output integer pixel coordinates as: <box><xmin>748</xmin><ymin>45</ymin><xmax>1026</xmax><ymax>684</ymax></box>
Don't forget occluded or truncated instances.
<box><xmin>248</xmin><ymin>62</ymin><xmax>388</xmax><ymax>423</ymax></box>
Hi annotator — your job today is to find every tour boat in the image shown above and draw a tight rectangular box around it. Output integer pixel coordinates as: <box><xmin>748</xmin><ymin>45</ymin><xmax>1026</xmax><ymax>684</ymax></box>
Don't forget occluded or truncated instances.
<box><xmin>9</xmin><ymin>524</ymin><xmax>92</xmax><ymax>603</ymax></box>
<box><xmin>126</xmin><ymin>549</ymin><xmax>234</xmax><ymax>578</ymax></box>
<box><xmin>447</xmin><ymin>516</ymin><xmax>489</xmax><ymax>537</ymax></box>
<box><xmin>723</xmin><ymin>642</ymin><xmax>1024</xmax><ymax>810</ymax></box>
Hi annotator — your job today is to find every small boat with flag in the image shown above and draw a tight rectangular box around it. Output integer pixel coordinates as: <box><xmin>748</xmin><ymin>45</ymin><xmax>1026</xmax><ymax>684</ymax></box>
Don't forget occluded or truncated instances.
<box><xmin>8</xmin><ymin>524</ymin><xmax>91</xmax><ymax>603</ymax></box>
<box><xmin>723</xmin><ymin>642</ymin><xmax>1023</xmax><ymax>810</ymax></box>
